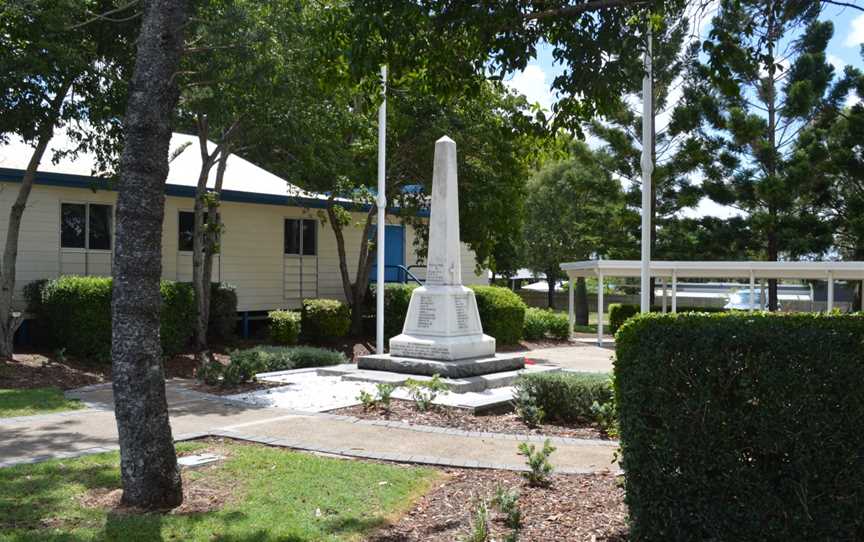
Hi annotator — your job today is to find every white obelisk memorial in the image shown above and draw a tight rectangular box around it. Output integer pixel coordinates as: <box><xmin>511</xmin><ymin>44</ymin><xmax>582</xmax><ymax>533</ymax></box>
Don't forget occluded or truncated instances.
<box><xmin>358</xmin><ymin>136</ymin><xmax>524</xmax><ymax>378</ymax></box>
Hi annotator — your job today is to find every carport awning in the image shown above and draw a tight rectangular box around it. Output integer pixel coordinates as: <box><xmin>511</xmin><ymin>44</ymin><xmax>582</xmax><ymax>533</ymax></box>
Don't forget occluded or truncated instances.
<box><xmin>560</xmin><ymin>260</ymin><xmax>864</xmax><ymax>281</ymax></box>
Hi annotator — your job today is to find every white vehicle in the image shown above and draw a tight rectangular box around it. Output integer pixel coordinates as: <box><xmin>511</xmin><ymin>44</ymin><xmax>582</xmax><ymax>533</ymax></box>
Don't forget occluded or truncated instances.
<box><xmin>724</xmin><ymin>289</ymin><xmax>778</xmax><ymax>310</ymax></box>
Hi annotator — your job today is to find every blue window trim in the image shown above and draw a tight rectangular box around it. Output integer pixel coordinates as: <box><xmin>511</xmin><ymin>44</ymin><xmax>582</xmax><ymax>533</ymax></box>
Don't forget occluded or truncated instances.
<box><xmin>0</xmin><ymin>167</ymin><xmax>430</xmax><ymax>218</ymax></box>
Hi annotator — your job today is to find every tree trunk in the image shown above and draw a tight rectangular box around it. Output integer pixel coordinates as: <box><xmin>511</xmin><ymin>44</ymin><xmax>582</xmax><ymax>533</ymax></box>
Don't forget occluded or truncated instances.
<box><xmin>0</xmin><ymin>84</ymin><xmax>69</xmax><ymax>359</ymax></box>
<box><xmin>327</xmin><ymin>202</ymin><xmax>377</xmax><ymax>336</ymax></box>
<box><xmin>766</xmin><ymin>6</ymin><xmax>779</xmax><ymax>313</ymax></box>
<box><xmin>111</xmin><ymin>0</ymin><xmax>187</xmax><ymax>511</ymax></box>
<box><xmin>546</xmin><ymin>271</ymin><xmax>556</xmax><ymax>309</ymax></box>
<box><xmin>200</xmin><ymin>148</ymin><xmax>229</xmax><ymax>347</ymax></box>
<box><xmin>574</xmin><ymin>276</ymin><xmax>588</xmax><ymax>325</ymax></box>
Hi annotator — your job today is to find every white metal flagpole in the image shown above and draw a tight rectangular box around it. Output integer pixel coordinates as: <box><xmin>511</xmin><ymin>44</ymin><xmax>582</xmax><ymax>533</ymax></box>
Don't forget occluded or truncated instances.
<box><xmin>639</xmin><ymin>24</ymin><xmax>654</xmax><ymax>314</ymax></box>
<box><xmin>376</xmin><ymin>65</ymin><xmax>387</xmax><ymax>354</ymax></box>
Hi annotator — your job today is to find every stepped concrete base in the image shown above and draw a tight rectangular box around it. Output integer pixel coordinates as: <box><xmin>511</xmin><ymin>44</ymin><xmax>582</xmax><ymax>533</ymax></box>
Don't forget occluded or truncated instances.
<box><xmin>357</xmin><ymin>352</ymin><xmax>525</xmax><ymax>379</ymax></box>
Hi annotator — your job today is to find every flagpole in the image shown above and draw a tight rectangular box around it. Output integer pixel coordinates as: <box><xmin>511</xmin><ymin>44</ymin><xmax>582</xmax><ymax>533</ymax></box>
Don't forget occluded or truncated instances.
<box><xmin>376</xmin><ymin>65</ymin><xmax>388</xmax><ymax>354</ymax></box>
<box><xmin>640</xmin><ymin>24</ymin><xmax>653</xmax><ymax>314</ymax></box>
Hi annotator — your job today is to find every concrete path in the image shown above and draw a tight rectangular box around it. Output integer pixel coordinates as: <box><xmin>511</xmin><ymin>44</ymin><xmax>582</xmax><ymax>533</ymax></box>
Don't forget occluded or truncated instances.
<box><xmin>0</xmin><ymin>381</ymin><xmax>618</xmax><ymax>475</ymax></box>
<box><xmin>526</xmin><ymin>342</ymin><xmax>615</xmax><ymax>373</ymax></box>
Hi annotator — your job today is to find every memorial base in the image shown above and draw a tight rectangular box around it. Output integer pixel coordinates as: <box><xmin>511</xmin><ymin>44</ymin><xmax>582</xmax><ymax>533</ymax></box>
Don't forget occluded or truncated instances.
<box><xmin>389</xmin><ymin>332</ymin><xmax>496</xmax><ymax>361</ymax></box>
<box><xmin>357</xmin><ymin>352</ymin><xmax>525</xmax><ymax>378</ymax></box>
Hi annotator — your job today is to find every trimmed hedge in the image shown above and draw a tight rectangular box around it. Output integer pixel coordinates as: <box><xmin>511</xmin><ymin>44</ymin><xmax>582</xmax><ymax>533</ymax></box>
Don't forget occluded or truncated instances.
<box><xmin>523</xmin><ymin>308</ymin><xmax>570</xmax><ymax>340</ymax></box>
<box><xmin>208</xmin><ymin>283</ymin><xmax>237</xmax><ymax>341</ymax></box>
<box><xmin>368</xmin><ymin>283</ymin><xmax>418</xmax><ymax>339</ymax></box>
<box><xmin>221</xmin><ymin>345</ymin><xmax>346</xmax><ymax>386</ymax></box>
<box><xmin>268</xmin><ymin>310</ymin><xmax>301</xmax><ymax>345</ymax></box>
<box><xmin>608</xmin><ymin>302</ymin><xmax>726</xmax><ymax>334</ymax></box>
<box><xmin>25</xmin><ymin>276</ymin><xmax>195</xmax><ymax>361</ymax></box>
<box><xmin>616</xmin><ymin>313</ymin><xmax>864</xmax><ymax>540</ymax></box>
<box><xmin>514</xmin><ymin>371</ymin><xmax>613</xmax><ymax>423</ymax></box>
<box><xmin>301</xmin><ymin>298</ymin><xmax>350</xmax><ymax>342</ymax></box>
<box><xmin>470</xmin><ymin>285</ymin><xmax>526</xmax><ymax>345</ymax></box>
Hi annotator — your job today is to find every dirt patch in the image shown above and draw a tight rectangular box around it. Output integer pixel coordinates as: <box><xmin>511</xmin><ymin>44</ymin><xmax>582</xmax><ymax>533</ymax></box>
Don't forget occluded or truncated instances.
<box><xmin>0</xmin><ymin>353</ymin><xmax>107</xmax><ymax>390</ymax></box>
<box><xmin>80</xmin><ymin>447</ymin><xmax>237</xmax><ymax>516</ymax></box>
<box><xmin>330</xmin><ymin>400</ymin><xmax>610</xmax><ymax>441</ymax></box>
<box><xmin>368</xmin><ymin>469</ymin><xmax>627</xmax><ymax>541</ymax></box>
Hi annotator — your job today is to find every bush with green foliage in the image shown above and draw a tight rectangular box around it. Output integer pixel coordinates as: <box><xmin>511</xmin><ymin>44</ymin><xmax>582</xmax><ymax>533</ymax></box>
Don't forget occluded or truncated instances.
<box><xmin>523</xmin><ymin>308</ymin><xmax>570</xmax><ymax>340</ymax></box>
<box><xmin>470</xmin><ymin>286</ymin><xmax>526</xmax><ymax>345</ymax></box>
<box><xmin>514</xmin><ymin>371</ymin><xmax>613</xmax><ymax>424</ymax></box>
<box><xmin>268</xmin><ymin>310</ymin><xmax>301</xmax><ymax>345</ymax></box>
<box><xmin>616</xmin><ymin>312</ymin><xmax>864</xmax><ymax>540</ymax></box>
<box><xmin>376</xmin><ymin>283</ymin><xmax>418</xmax><ymax>339</ymax></box>
<box><xmin>220</xmin><ymin>345</ymin><xmax>346</xmax><ymax>387</ymax></box>
<box><xmin>208</xmin><ymin>283</ymin><xmax>237</xmax><ymax>341</ymax></box>
<box><xmin>301</xmin><ymin>298</ymin><xmax>350</xmax><ymax>342</ymax></box>
<box><xmin>405</xmin><ymin>374</ymin><xmax>447</xmax><ymax>411</ymax></box>
<box><xmin>512</xmin><ymin>388</ymin><xmax>545</xmax><ymax>428</ymax></box>
<box><xmin>517</xmin><ymin>439</ymin><xmax>556</xmax><ymax>487</ymax></box>
<box><xmin>287</xmin><ymin>345</ymin><xmax>346</xmax><ymax>368</ymax></box>
<box><xmin>25</xmin><ymin>276</ymin><xmax>195</xmax><ymax>360</ymax></box>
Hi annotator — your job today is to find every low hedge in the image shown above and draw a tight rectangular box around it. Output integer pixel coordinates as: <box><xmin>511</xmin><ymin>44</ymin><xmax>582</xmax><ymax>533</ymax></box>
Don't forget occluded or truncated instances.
<box><xmin>25</xmin><ymin>276</ymin><xmax>195</xmax><ymax>361</ymax></box>
<box><xmin>268</xmin><ymin>310</ymin><xmax>301</xmax><ymax>345</ymax></box>
<box><xmin>221</xmin><ymin>345</ymin><xmax>346</xmax><ymax>386</ymax></box>
<box><xmin>523</xmin><ymin>308</ymin><xmax>570</xmax><ymax>340</ymax></box>
<box><xmin>513</xmin><ymin>371</ymin><xmax>613</xmax><ymax>423</ymax></box>
<box><xmin>301</xmin><ymin>298</ymin><xmax>350</xmax><ymax>342</ymax></box>
<box><xmin>470</xmin><ymin>285</ymin><xmax>526</xmax><ymax>345</ymax></box>
<box><xmin>616</xmin><ymin>313</ymin><xmax>864</xmax><ymax>540</ymax></box>
<box><xmin>608</xmin><ymin>302</ymin><xmax>726</xmax><ymax>334</ymax></box>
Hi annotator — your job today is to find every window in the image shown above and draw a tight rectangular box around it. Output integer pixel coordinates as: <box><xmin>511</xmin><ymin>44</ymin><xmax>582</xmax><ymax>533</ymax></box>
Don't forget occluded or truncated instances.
<box><xmin>61</xmin><ymin>203</ymin><xmax>112</xmax><ymax>250</ymax></box>
<box><xmin>284</xmin><ymin>219</ymin><xmax>316</xmax><ymax>255</ymax></box>
<box><xmin>178</xmin><ymin>211</ymin><xmax>216</xmax><ymax>252</ymax></box>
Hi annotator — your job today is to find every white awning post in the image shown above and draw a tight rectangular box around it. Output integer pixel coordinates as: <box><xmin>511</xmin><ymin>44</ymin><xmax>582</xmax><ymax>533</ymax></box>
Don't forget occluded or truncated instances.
<box><xmin>661</xmin><ymin>278</ymin><xmax>667</xmax><ymax>313</ymax></box>
<box><xmin>671</xmin><ymin>271</ymin><xmax>677</xmax><ymax>313</ymax></box>
<box><xmin>760</xmin><ymin>280</ymin><xmax>766</xmax><ymax>310</ymax></box>
<box><xmin>749</xmin><ymin>272</ymin><xmax>755</xmax><ymax>312</ymax></box>
<box><xmin>827</xmin><ymin>271</ymin><xmax>834</xmax><ymax>313</ymax></box>
<box><xmin>568</xmin><ymin>277</ymin><xmax>574</xmax><ymax>337</ymax></box>
<box><xmin>598</xmin><ymin>272</ymin><xmax>605</xmax><ymax>346</ymax></box>
<box><xmin>375</xmin><ymin>65</ymin><xmax>387</xmax><ymax>355</ymax></box>
<box><xmin>639</xmin><ymin>23</ymin><xmax>654</xmax><ymax>314</ymax></box>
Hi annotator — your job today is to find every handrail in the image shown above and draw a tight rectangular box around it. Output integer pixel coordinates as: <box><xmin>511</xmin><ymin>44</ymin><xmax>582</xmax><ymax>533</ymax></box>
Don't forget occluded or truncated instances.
<box><xmin>383</xmin><ymin>264</ymin><xmax>424</xmax><ymax>285</ymax></box>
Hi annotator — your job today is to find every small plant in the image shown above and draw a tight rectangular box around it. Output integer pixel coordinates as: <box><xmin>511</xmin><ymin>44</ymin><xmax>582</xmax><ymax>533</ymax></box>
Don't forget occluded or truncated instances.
<box><xmin>591</xmin><ymin>399</ymin><xmax>619</xmax><ymax>438</ymax></box>
<box><xmin>52</xmin><ymin>347</ymin><xmax>67</xmax><ymax>364</ymax></box>
<box><xmin>513</xmin><ymin>388</ymin><xmax>545</xmax><ymax>428</ymax></box>
<box><xmin>491</xmin><ymin>484</ymin><xmax>522</xmax><ymax>530</ymax></box>
<box><xmin>463</xmin><ymin>499</ymin><xmax>490</xmax><ymax>542</ymax></box>
<box><xmin>357</xmin><ymin>389</ymin><xmax>377</xmax><ymax>411</ymax></box>
<box><xmin>517</xmin><ymin>439</ymin><xmax>556</xmax><ymax>487</ymax></box>
<box><xmin>405</xmin><ymin>374</ymin><xmax>447</xmax><ymax>411</ymax></box>
<box><xmin>197</xmin><ymin>360</ymin><xmax>224</xmax><ymax>386</ymax></box>
<box><xmin>376</xmin><ymin>383</ymin><xmax>395</xmax><ymax>411</ymax></box>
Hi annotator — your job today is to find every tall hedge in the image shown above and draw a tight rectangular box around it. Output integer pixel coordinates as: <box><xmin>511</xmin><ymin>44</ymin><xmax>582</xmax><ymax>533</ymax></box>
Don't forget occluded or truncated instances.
<box><xmin>25</xmin><ymin>276</ymin><xmax>195</xmax><ymax>361</ymax></box>
<box><xmin>608</xmin><ymin>303</ymin><xmax>726</xmax><ymax>334</ymax></box>
<box><xmin>470</xmin><ymin>286</ymin><xmax>526</xmax><ymax>344</ymax></box>
<box><xmin>616</xmin><ymin>312</ymin><xmax>864</xmax><ymax>541</ymax></box>
<box><xmin>301</xmin><ymin>298</ymin><xmax>350</xmax><ymax>343</ymax></box>
<box><xmin>207</xmin><ymin>282</ymin><xmax>237</xmax><ymax>341</ymax></box>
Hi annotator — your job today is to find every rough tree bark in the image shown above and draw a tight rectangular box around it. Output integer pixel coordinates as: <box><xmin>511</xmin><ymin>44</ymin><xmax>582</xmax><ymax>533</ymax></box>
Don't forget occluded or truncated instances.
<box><xmin>110</xmin><ymin>0</ymin><xmax>188</xmax><ymax>510</ymax></box>
<box><xmin>327</xmin><ymin>201</ymin><xmax>377</xmax><ymax>335</ymax></box>
<box><xmin>574</xmin><ymin>276</ymin><xmax>589</xmax><ymax>326</ymax></box>
<box><xmin>200</xmin><ymin>146</ymin><xmax>229</xmax><ymax>346</ymax></box>
<box><xmin>0</xmin><ymin>83</ymin><xmax>70</xmax><ymax>358</ymax></box>
<box><xmin>546</xmin><ymin>269</ymin><xmax>557</xmax><ymax>309</ymax></box>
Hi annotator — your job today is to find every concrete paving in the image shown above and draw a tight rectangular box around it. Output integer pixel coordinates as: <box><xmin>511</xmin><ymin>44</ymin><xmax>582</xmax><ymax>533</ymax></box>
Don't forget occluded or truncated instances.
<box><xmin>525</xmin><ymin>342</ymin><xmax>615</xmax><ymax>373</ymax></box>
<box><xmin>0</xmin><ymin>381</ymin><xmax>618</xmax><ymax>474</ymax></box>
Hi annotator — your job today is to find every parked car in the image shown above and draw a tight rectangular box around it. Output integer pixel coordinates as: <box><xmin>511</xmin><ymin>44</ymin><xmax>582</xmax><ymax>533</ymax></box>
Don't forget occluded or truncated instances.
<box><xmin>724</xmin><ymin>289</ymin><xmax>780</xmax><ymax>310</ymax></box>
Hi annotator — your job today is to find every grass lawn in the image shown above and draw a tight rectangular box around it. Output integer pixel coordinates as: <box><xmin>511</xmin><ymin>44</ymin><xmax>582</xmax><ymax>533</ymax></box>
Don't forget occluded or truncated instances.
<box><xmin>0</xmin><ymin>387</ymin><xmax>83</xmax><ymax>418</ymax></box>
<box><xmin>0</xmin><ymin>440</ymin><xmax>438</xmax><ymax>541</ymax></box>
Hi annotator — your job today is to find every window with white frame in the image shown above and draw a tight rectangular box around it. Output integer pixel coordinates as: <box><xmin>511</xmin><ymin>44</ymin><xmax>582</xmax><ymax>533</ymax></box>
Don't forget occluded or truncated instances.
<box><xmin>60</xmin><ymin>203</ymin><xmax>112</xmax><ymax>250</ymax></box>
<box><xmin>284</xmin><ymin>218</ymin><xmax>316</xmax><ymax>255</ymax></box>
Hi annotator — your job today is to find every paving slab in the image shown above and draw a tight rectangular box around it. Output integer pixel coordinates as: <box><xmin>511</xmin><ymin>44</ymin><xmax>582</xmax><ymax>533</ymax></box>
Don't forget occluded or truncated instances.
<box><xmin>525</xmin><ymin>343</ymin><xmax>615</xmax><ymax>373</ymax></box>
<box><xmin>0</xmin><ymin>381</ymin><xmax>618</xmax><ymax>474</ymax></box>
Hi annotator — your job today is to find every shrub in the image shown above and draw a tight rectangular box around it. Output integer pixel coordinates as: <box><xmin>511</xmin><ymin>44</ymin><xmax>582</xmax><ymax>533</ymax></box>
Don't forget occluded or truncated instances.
<box><xmin>517</xmin><ymin>439</ymin><xmax>556</xmax><ymax>487</ymax></box>
<box><xmin>545</xmin><ymin>311</ymin><xmax>570</xmax><ymax>339</ymax></box>
<box><xmin>523</xmin><ymin>308</ymin><xmax>551</xmax><ymax>340</ymax></box>
<box><xmin>301</xmin><ymin>298</ymin><xmax>350</xmax><ymax>343</ymax></box>
<box><xmin>268</xmin><ymin>310</ymin><xmax>301</xmax><ymax>345</ymax></box>
<box><xmin>222</xmin><ymin>345</ymin><xmax>346</xmax><ymax>387</ymax></box>
<box><xmin>616</xmin><ymin>312</ymin><xmax>864</xmax><ymax>541</ymax></box>
<box><xmin>512</xmin><ymin>387</ymin><xmax>545</xmax><ymax>428</ymax></box>
<box><xmin>374</xmin><ymin>283</ymin><xmax>417</xmax><ymax>339</ymax></box>
<box><xmin>470</xmin><ymin>286</ymin><xmax>526</xmax><ymax>345</ymax></box>
<box><xmin>286</xmin><ymin>345</ymin><xmax>345</xmax><ymax>368</ymax></box>
<box><xmin>608</xmin><ymin>303</ymin><xmax>726</xmax><ymax>334</ymax></box>
<box><xmin>26</xmin><ymin>276</ymin><xmax>194</xmax><ymax>360</ymax></box>
<box><xmin>514</xmin><ymin>371</ymin><xmax>613</xmax><ymax>424</ymax></box>
<box><xmin>405</xmin><ymin>374</ymin><xmax>447</xmax><ymax>411</ymax></box>
<box><xmin>208</xmin><ymin>283</ymin><xmax>237</xmax><ymax>341</ymax></box>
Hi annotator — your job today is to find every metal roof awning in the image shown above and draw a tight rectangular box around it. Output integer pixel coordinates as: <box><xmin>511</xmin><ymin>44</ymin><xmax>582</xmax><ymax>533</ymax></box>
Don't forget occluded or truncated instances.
<box><xmin>560</xmin><ymin>260</ymin><xmax>864</xmax><ymax>281</ymax></box>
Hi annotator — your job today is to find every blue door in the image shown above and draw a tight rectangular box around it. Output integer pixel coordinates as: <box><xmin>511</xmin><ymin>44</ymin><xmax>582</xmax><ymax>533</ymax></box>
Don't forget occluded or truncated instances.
<box><xmin>369</xmin><ymin>225</ymin><xmax>405</xmax><ymax>282</ymax></box>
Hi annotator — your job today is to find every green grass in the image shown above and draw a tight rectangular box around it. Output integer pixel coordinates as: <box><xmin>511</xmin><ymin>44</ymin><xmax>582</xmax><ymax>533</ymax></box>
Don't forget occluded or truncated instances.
<box><xmin>0</xmin><ymin>441</ymin><xmax>438</xmax><ymax>541</ymax></box>
<box><xmin>0</xmin><ymin>388</ymin><xmax>83</xmax><ymax>418</ymax></box>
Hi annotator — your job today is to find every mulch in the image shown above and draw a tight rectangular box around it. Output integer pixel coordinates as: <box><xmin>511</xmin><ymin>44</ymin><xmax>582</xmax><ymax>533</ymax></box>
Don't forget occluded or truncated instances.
<box><xmin>330</xmin><ymin>400</ymin><xmax>611</xmax><ymax>441</ymax></box>
<box><xmin>367</xmin><ymin>468</ymin><xmax>628</xmax><ymax>541</ymax></box>
<box><xmin>0</xmin><ymin>353</ymin><xmax>108</xmax><ymax>390</ymax></box>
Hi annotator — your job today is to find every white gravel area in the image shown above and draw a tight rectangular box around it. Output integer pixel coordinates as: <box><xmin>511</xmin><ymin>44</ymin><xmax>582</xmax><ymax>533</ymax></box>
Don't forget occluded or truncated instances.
<box><xmin>225</xmin><ymin>370</ymin><xmax>378</xmax><ymax>412</ymax></box>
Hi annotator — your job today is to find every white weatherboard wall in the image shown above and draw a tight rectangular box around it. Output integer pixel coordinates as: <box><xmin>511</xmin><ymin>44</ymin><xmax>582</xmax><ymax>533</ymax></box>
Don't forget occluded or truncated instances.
<box><xmin>0</xmin><ymin>182</ymin><xmax>487</xmax><ymax>312</ymax></box>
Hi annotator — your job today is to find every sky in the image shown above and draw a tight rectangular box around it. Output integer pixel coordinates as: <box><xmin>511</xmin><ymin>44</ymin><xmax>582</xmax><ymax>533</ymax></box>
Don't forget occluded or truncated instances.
<box><xmin>504</xmin><ymin>3</ymin><xmax>864</xmax><ymax>219</ymax></box>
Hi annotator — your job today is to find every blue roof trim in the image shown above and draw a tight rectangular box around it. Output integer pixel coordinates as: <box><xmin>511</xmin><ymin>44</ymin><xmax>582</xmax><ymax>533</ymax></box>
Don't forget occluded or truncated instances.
<box><xmin>0</xmin><ymin>167</ymin><xmax>429</xmax><ymax>217</ymax></box>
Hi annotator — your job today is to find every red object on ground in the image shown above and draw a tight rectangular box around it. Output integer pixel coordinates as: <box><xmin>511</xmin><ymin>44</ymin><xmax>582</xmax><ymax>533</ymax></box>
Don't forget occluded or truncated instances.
<box><xmin>524</xmin><ymin>358</ymin><xmax>535</xmax><ymax>365</ymax></box>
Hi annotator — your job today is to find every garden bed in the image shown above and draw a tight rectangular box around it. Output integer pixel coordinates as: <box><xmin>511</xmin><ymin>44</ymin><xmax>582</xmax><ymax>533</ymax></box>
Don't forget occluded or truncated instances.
<box><xmin>368</xmin><ymin>468</ymin><xmax>627</xmax><ymax>541</ymax></box>
<box><xmin>330</xmin><ymin>400</ymin><xmax>611</xmax><ymax>441</ymax></box>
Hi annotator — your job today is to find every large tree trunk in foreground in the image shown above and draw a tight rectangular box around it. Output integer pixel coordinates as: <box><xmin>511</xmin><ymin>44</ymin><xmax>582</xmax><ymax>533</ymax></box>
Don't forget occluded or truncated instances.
<box><xmin>0</xmin><ymin>85</ymin><xmax>69</xmax><ymax>359</ymax></box>
<box><xmin>111</xmin><ymin>0</ymin><xmax>187</xmax><ymax>510</ymax></box>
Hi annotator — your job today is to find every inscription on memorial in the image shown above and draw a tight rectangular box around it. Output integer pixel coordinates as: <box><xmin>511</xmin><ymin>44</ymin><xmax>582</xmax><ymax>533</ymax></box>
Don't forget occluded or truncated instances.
<box><xmin>426</xmin><ymin>263</ymin><xmax>444</xmax><ymax>283</ymax></box>
<box><xmin>416</xmin><ymin>296</ymin><xmax>437</xmax><ymax>329</ymax></box>
<box><xmin>454</xmin><ymin>295</ymin><xmax>469</xmax><ymax>330</ymax></box>
<box><xmin>392</xmin><ymin>342</ymin><xmax>450</xmax><ymax>359</ymax></box>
